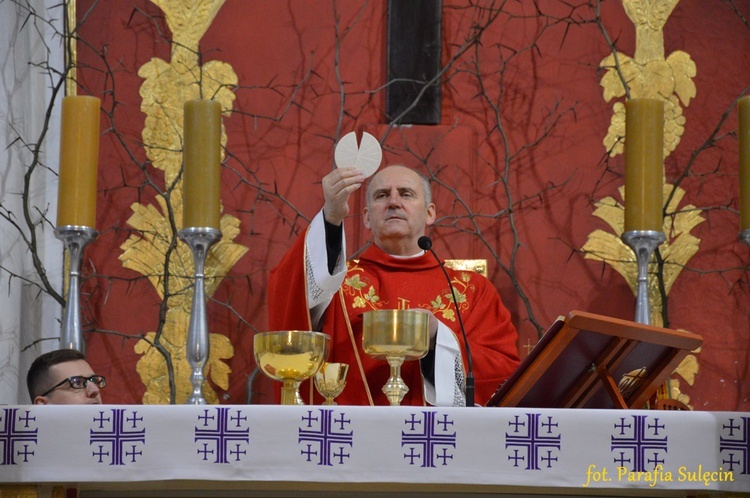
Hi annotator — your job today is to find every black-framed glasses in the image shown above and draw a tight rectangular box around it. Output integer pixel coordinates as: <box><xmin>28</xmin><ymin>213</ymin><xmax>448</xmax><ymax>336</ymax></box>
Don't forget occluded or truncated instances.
<box><xmin>40</xmin><ymin>375</ymin><xmax>106</xmax><ymax>397</ymax></box>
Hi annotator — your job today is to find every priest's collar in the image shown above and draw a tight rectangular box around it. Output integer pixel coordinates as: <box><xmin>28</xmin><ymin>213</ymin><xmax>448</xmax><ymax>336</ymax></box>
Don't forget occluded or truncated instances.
<box><xmin>358</xmin><ymin>244</ymin><xmax>440</xmax><ymax>271</ymax></box>
<box><xmin>389</xmin><ymin>250</ymin><xmax>425</xmax><ymax>259</ymax></box>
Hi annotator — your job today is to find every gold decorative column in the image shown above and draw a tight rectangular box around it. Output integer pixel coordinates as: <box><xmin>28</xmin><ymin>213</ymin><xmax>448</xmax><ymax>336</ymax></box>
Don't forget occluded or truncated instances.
<box><xmin>119</xmin><ymin>0</ymin><xmax>248</xmax><ymax>404</ymax></box>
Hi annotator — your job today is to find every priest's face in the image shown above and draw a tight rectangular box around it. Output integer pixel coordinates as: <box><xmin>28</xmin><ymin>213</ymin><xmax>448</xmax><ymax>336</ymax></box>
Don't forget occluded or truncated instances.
<box><xmin>363</xmin><ymin>165</ymin><xmax>436</xmax><ymax>256</ymax></box>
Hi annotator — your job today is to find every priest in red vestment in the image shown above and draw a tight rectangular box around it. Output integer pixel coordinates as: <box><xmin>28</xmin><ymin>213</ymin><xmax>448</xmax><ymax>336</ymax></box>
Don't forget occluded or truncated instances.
<box><xmin>268</xmin><ymin>164</ymin><xmax>520</xmax><ymax>406</ymax></box>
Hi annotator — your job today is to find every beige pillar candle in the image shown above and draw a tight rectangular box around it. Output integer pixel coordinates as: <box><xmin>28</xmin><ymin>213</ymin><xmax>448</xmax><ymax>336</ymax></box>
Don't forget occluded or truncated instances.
<box><xmin>57</xmin><ymin>95</ymin><xmax>101</xmax><ymax>228</ymax></box>
<box><xmin>739</xmin><ymin>95</ymin><xmax>750</xmax><ymax>231</ymax></box>
<box><xmin>624</xmin><ymin>98</ymin><xmax>664</xmax><ymax>232</ymax></box>
<box><xmin>183</xmin><ymin>99</ymin><xmax>222</xmax><ymax>229</ymax></box>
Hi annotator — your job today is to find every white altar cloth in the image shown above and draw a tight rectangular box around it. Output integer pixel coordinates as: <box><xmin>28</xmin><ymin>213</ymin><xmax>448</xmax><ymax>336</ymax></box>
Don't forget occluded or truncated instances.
<box><xmin>0</xmin><ymin>405</ymin><xmax>748</xmax><ymax>494</ymax></box>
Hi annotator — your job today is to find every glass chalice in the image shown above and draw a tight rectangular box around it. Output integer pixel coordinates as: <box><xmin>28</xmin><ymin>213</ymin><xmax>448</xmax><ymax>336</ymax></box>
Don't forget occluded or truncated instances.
<box><xmin>362</xmin><ymin>310</ymin><xmax>430</xmax><ymax>406</ymax></box>
<box><xmin>253</xmin><ymin>330</ymin><xmax>330</xmax><ymax>405</ymax></box>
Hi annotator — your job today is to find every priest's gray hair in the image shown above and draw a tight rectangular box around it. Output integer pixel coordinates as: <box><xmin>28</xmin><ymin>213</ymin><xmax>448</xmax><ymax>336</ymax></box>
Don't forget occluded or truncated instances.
<box><xmin>365</xmin><ymin>166</ymin><xmax>432</xmax><ymax>207</ymax></box>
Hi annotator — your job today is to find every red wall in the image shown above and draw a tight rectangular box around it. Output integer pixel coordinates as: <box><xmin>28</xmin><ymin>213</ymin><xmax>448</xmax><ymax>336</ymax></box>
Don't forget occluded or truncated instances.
<box><xmin>73</xmin><ymin>0</ymin><xmax>749</xmax><ymax>410</ymax></box>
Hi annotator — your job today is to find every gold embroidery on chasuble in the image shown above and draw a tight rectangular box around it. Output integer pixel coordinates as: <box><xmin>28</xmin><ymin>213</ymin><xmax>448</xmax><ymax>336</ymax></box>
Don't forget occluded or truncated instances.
<box><xmin>343</xmin><ymin>262</ymin><xmax>383</xmax><ymax>310</ymax></box>
<box><xmin>341</xmin><ymin>262</ymin><xmax>472</xmax><ymax>320</ymax></box>
<box><xmin>582</xmin><ymin>0</ymin><xmax>701</xmax><ymax>407</ymax></box>
<box><xmin>120</xmin><ymin>0</ymin><xmax>248</xmax><ymax>404</ymax></box>
<box><xmin>428</xmin><ymin>272</ymin><xmax>473</xmax><ymax>324</ymax></box>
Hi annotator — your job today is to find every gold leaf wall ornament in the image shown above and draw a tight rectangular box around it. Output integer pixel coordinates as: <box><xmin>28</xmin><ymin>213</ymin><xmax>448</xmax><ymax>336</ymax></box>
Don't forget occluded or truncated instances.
<box><xmin>582</xmin><ymin>184</ymin><xmax>704</xmax><ymax>328</ymax></box>
<box><xmin>584</xmin><ymin>0</ymin><xmax>701</xmax><ymax>406</ymax></box>
<box><xmin>601</xmin><ymin>0</ymin><xmax>696</xmax><ymax>158</ymax></box>
<box><xmin>674</xmin><ymin>347</ymin><xmax>700</xmax><ymax>387</ymax></box>
<box><xmin>654</xmin><ymin>345</ymin><xmax>701</xmax><ymax>409</ymax></box>
<box><xmin>118</xmin><ymin>0</ymin><xmax>249</xmax><ymax>404</ymax></box>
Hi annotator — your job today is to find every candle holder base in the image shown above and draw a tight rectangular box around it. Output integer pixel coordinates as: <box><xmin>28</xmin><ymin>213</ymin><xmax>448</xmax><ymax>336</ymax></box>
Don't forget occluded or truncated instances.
<box><xmin>621</xmin><ymin>230</ymin><xmax>665</xmax><ymax>326</ymax></box>
<box><xmin>740</xmin><ymin>229</ymin><xmax>750</xmax><ymax>247</ymax></box>
<box><xmin>54</xmin><ymin>225</ymin><xmax>99</xmax><ymax>353</ymax></box>
<box><xmin>178</xmin><ymin>226</ymin><xmax>222</xmax><ymax>405</ymax></box>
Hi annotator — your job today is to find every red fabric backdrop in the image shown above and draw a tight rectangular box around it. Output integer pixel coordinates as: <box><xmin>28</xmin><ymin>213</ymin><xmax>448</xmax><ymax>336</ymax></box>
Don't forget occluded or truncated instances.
<box><xmin>72</xmin><ymin>0</ymin><xmax>749</xmax><ymax>409</ymax></box>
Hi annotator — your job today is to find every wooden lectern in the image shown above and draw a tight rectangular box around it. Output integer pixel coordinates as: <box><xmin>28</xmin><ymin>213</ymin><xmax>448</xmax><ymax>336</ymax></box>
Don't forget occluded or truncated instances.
<box><xmin>487</xmin><ymin>310</ymin><xmax>703</xmax><ymax>409</ymax></box>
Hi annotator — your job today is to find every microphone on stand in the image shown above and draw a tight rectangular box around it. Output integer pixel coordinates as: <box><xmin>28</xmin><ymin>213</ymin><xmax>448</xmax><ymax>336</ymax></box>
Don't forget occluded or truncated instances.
<box><xmin>418</xmin><ymin>235</ymin><xmax>475</xmax><ymax>407</ymax></box>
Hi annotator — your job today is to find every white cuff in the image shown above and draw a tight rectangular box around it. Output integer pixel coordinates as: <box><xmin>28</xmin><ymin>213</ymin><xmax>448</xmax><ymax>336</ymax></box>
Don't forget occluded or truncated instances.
<box><xmin>423</xmin><ymin>321</ymin><xmax>462</xmax><ymax>406</ymax></box>
<box><xmin>306</xmin><ymin>211</ymin><xmax>347</xmax><ymax>304</ymax></box>
<box><xmin>306</xmin><ymin>211</ymin><xmax>347</xmax><ymax>328</ymax></box>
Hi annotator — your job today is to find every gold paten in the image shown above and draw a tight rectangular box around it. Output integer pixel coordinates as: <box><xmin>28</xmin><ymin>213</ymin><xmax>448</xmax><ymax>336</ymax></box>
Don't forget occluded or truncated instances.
<box><xmin>121</xmin><ymin>0</ymin><xmax>247</xmax><ymax>404</ymax></box>
<box><xmin>586</xmin><ymin>0</ymin><xmax>701</xmax><ymax>407</ymax></box>
<box><xmin>254</xmin><ymin>331</ymin><xmax>331</xmax><ymax>405</ymax></box>
<box><xmin>362</xmin><ymin>310</ymin><xmax>430</xmax><ymax>406</ymax></box>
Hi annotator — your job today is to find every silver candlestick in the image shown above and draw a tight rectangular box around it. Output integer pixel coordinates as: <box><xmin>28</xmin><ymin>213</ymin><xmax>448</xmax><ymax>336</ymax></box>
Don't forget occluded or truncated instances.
<box><xmin>178</xmin><ymin>226</ymin><xmax>222</xmax><ymax>405</ymax></box>
<box><xmin>621</xmin><ymin>230</ymin><xmax>666</xmax><ymax>325</ymax></box>
<box><xmin>54</xmin><ymin>225</ymin><xmax>99</xmax><ymax>353</ymax></box>
<box><xmin>741</xmin><ymin>229</ymin><xmax>750</xmax><ymax>247</ymax></box>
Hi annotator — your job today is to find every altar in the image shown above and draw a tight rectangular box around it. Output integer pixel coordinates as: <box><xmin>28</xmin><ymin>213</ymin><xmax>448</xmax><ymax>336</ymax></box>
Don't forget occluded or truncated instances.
<box><xmin>1</xmin><ymin>404</ymin><xmax>749</xmax><ymax>496</ymax></box>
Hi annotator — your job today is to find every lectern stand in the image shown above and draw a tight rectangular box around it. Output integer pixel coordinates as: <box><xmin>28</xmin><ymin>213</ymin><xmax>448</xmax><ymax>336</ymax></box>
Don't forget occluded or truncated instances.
<box><xmin>487</xmin><ymin>310</ymin><xmax>703</xmax><ymax>409</ymax></box>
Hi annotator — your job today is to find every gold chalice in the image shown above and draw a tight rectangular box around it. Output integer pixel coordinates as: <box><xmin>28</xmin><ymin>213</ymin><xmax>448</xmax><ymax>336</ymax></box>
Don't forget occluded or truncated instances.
<box><xmin>253</xmin><ymin>331</ymin><xmax>330</xmax><ymax>405</ymax></box>
<box><xmin>314</xmin><ymin>362</ymin><xmax>349</xmax><ymax>405</ymax></box>
<box><xmin>362</xmin><ymin>310</ymin><xmax>430</xmax><ymax>406</ymax></box>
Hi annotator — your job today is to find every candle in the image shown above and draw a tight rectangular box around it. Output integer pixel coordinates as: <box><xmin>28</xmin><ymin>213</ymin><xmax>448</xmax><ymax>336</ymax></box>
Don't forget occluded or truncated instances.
<box><xmin>739</xmin><ymin>95</ymin><xmax>750</xmax><ymax>231</ymax></box>
<box><xmin>183</xmin><ymin>99</ymin><xmax>222</xmax><ymax>229</ymax></box>
<box><xmin>57</xmin><ymin>95</ymin><xmax>101</xmax><ymax>228</ymax></box>
<box><xmin>624</xmin><ymin>98</ymin><xmax>664</xmax><ymax>232</ymax></box>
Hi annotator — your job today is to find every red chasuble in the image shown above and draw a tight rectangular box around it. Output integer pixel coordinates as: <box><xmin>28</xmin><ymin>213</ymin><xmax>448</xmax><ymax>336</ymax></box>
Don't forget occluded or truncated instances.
<box><xmin>268</xmin><ymin>229</ymin><xmax>520</xmax><ymax>406</ymax></box>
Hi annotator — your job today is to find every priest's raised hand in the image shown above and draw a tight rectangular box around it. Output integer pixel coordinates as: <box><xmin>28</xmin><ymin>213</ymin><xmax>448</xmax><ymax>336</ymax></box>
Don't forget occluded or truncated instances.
<box><xmin>322</xmin><ymin>167</ymin><xmax>364</xmax><ymax>227</ymax></box>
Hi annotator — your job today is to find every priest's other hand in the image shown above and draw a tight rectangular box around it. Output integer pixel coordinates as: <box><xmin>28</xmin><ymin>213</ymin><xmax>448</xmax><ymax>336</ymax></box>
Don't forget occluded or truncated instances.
<box><xmin>323</xmin><ymin>167</ymin><xmax>365</xmax><ymax>226</ymax></box>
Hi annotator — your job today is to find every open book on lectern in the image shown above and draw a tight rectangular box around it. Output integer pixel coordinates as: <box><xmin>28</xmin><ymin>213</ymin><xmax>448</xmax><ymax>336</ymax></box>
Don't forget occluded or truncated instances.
<box><xmin>486</xmin><ymin>310</ymin><xmax>703</xmax><ymax>409</ymax></box>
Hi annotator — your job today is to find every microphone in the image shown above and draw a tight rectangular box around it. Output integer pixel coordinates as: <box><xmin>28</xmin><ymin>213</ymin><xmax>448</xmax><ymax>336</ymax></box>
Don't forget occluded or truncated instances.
<box><xmin>418</xmin><ymin>235</ymin><xmax>475</xmax><ymax>407</ymax></box>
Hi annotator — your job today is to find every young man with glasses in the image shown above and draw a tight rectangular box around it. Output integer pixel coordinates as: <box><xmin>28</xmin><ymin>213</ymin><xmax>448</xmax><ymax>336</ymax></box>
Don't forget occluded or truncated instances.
<box><xmin>27</xmin><ymin>349</ymin><xmax>106</xmax><ymax>404</ymax></box>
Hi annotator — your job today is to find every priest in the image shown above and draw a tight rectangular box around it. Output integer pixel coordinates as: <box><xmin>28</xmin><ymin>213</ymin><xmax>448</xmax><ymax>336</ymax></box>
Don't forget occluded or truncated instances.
<box><xmin>268</xmin><ymin>165</ymin><xmax>520</xmax><ymax>406</ymax></box>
